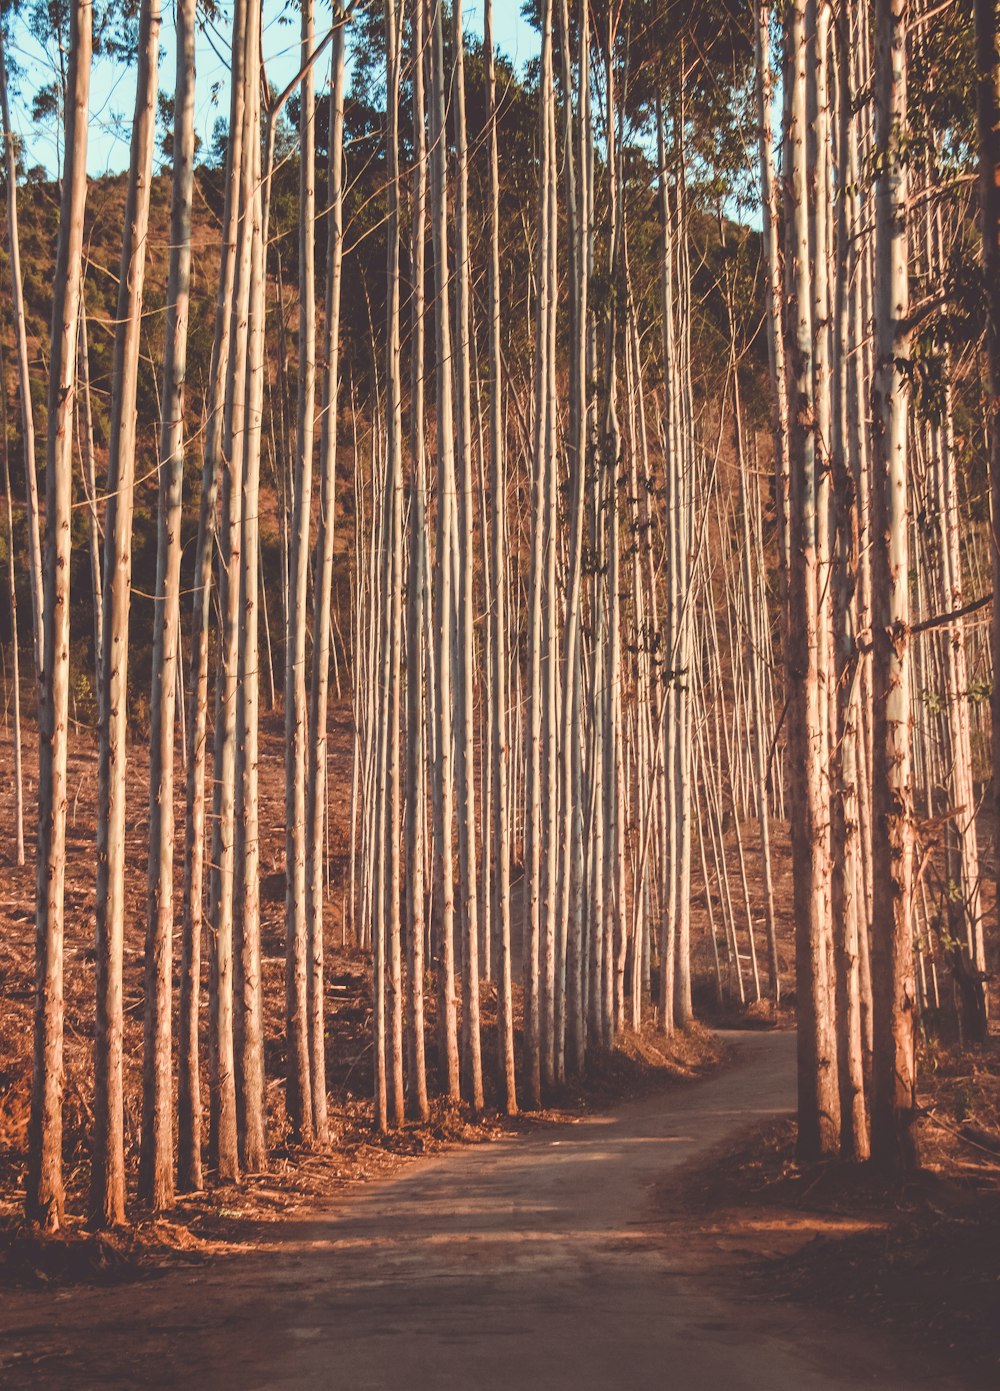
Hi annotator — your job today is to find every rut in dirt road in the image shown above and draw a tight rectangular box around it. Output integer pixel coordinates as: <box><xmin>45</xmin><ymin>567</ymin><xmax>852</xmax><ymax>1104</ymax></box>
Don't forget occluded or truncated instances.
<box><xmin>0</xmin><ymin>1031</ymin><xmax>968</xmax><ymax>1390</ymax></box>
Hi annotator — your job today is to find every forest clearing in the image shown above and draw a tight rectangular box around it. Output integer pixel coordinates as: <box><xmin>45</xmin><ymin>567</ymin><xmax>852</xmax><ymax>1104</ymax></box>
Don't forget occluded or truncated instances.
<box><xmin>0</xmin><ymin>0</ymin><xmax>999</xmax><ymax>1384</ymax></box>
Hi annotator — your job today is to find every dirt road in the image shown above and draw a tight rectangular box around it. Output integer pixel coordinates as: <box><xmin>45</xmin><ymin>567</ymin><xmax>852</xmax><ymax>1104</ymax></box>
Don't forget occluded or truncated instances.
<box><xmin>0</xmin><ymin>1032</ymin><xmax>968</xmax><ymax>1389</ymax></box>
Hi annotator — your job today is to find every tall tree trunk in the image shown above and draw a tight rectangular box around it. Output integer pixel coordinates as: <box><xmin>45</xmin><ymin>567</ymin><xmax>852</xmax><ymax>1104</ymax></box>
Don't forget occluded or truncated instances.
<box><xmin>830</xmin><ymin>6</ymin><xmax>869</xmax><ymax>1162</ymax></box>
<box><xmin>485</xmin><ymin>0</ymin><xmax>517</xmax><ymax>1113</ymax></box>
<box><xmin>92</xmin><ymin>0</ymin><xmax>161</xmax><ymax>1228</ymax></box>
<box><xmin>451</xmin><ymin>0</ymin><xmax>484</xmax><ymax>1113</ymax></box>
<box><xmin>178</xmin><ymin>0</ymin><xmax>248</xmax><ymax>1193</ymax></box>
<box><xmin>305</xmin><ymin>10</ymin><xmax>348</xmax><ymax>1152</ymax></box>
<box><xmin>428</xmin><ymin>0</ymin><xmax>461</xmax><ymax>1102</ymax></box>
<box><xmin>208</xmin><ymin>8</ymin><xmax>257</xmax><ymax>1179</ymax></box>
<box><xmin>234</xmin><ymin>0</ymin><xmax>267</xmax><ymax>1173</ymax></box>
<box><xmin>381</xmin><ymin>0</ymin><xmax>406</xmax><ymax>1128</ymax></box>
<box><xmin>140</xmin><ymin>0</ymin><xmax>195</xmax><ymax>1210</ymax></box>
<box><xmin>28</xmin><ymin>0</ymin><xmax>91</xmax><ymax>1232</ymax></box>
<box><xmin>783</xmin><ymin>0</ymin><xmax>840</xmax><ymax>1161</ymax></box>
<box><xmin>286</xmin><ymin>0</ymin><xmax>317</xmax><ymax>1146</ymax></box>
<box><xmin>405</xmin><ymin>0</ymin><xmax>430</xmax><ymax>1123</ymax></box>
<box><xmin>870</xmin><ymin>0</ymin><xmax>917</xmax><ymax>1172</ymax></box>
<box><xmin>523</xmin><ymin>0</ymin><xmax>555</xmax><ymax>1104</ymax></box>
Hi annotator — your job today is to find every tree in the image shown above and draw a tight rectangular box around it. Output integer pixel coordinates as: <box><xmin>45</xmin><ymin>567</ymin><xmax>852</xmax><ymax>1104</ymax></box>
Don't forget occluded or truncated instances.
<box><xmin>27</xmin><ymin>0</ymin><xmax>91</xmax><ymax>1232</ymax></box>
<box><xmin>140</xmin><ymin>0</ymin><xmax>196</xmax><ymax>1212</ymax></box>
<box><xmin>869</xmin><ymin>0</ymin><xmax>917</xmax><ymax>1172</ymax></box>
<box><xmin>92</xmin><ymin>0</ymin><xmax>161</xmax><ymax>1229</ymax></box>
<box><xmin>286</xmin><ymin>0</ymin><xmax>317</xmax><ymax>1147</ymax></box>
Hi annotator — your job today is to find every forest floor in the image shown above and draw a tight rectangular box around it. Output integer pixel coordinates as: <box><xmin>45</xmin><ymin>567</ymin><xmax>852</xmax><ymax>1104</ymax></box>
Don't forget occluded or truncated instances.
<box><xmin>0</xmin><ymin>709</ymin><xmax>730</xmax><ymax>1281</ymax></box>
<box><xmin>661</xmin><ymin>1034</ymin><xmax>1000</xmax><ymax>1388</ymax></box>
<box><xmin>1</xmin><ymin>710</ymin><xmax>998</xmax><ymax>1386</ymax></box>
<box><xmin>0</xmin><ymin>1029</ymin><xmax>981</xmax><ymax>1390</ymax></box>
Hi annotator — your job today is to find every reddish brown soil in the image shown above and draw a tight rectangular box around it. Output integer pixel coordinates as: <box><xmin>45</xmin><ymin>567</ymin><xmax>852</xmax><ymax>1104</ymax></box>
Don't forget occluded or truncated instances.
<box><xmin>657</xmin><ymin>1038</ymin><xmax>1000</xmax><ymax>1386</ymax></box>
<box><xmin>0</xmin><ymin>705</ymin><xmax>728</xmax><ymax>1284</ymax></box>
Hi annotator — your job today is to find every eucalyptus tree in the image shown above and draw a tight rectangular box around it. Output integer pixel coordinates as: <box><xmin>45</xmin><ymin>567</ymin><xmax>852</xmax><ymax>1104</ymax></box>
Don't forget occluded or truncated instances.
<box><xmin>178</xmin><ymin>0</ymin><xmax>248</xmax><ymax>1193</ymax></box>
<box><xmin>452</xmin><ymin>0</ymin><xmax>484</xmax><ymax>1113</ymax></box>
<box><xmin>485</xmin><ymin>0</ymin><xmax>517</xmax><ymax>1112</ymax></box>
<box><xmin>523</xmin><ymin>0</ymin><xmax>556</xmax><ymax>1104</ymax></box>
<box><xmin>869</xmin><ymin>0</ymin><xmax>917</xmax><ymax>1172</ymax></box>
<box><xmin>428</xmin><ymin>0</ymin><xmax>461</xmax><ymax>1102</ymax></box>
<box><xmin>208</xmin><ymin>0</ymin><xmax>258</xmax><ymax>1179</ymax></box>
<box><xmin>234</xmin><ymin>0</ymin><xmax>266</xmax><ymax>1173</ymax></box>
<box><xmin>782</xmin><ymin>0</ymin><xmax>840</xmax><ymax>1161</ymax></box>
<box><xmin>92</xmin><ymin>0</ymin><xmax>161</xmax><ymax>1228</ymax></box>
<box><xmin>27</xmin><ymin>0</ymin><xmax>91</xmax><ymax>1232</ymax></box>
<box><xmin>286</xmin><ymin>0</ymin><xmax>318</xmax><ymax>1146</ymax></box>
<box><xmin>305</xmin><ymin>4</ymin><xmax>349</xmax><ymax>1150</ymax></box>
<box><xmin>405</xmin><ymin>0</ymin><xmax>430</xmax><ymax>1123</ymax></box>
<box><xmin>141</xmin><ymin>0</ymin><xmax>196</xmax><ymax>1210</ymax></box>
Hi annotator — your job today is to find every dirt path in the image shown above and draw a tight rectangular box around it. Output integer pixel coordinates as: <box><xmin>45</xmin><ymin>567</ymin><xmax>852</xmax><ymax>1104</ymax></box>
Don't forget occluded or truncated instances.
<box><xmin>0</xmin><ymin>1032</ymin><xmax>969</xmax><ymax>1389</ymax></box>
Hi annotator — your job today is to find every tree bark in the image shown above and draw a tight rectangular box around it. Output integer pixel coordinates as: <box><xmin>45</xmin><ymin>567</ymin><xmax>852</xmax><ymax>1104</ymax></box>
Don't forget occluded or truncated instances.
<box><xmin>870</xmin><ymin>0</ymin><xmax>917</xmax><ymax>1173</ymax></box>
<box><xmin>27</xmin><ymin>0</ymin><xmax>90</xmax><ymax>1232</ymax></box>
<box><xmin>140</xmin><ymin>0</ymin><xmax>195</xmax><ymax>1209</ymax></box>
<box><xmin>92</xmin><ymin>0</ymin><xmax>161</xmax><ymax>1228</ymax></box>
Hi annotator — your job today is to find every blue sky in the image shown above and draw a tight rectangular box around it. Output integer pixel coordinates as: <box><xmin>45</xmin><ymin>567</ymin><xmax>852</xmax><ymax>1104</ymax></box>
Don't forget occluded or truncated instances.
<box><xmin>5</xmin><ymin>1</ymin><xmax>540</xmax><ymax>178</ymax></box>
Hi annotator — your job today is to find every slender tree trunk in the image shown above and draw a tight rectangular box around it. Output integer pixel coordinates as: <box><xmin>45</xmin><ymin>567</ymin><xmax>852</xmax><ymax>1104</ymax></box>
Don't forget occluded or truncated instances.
<box><xmin>178</xmin><ymin>0</ymin><xmax>248</xmax><ymax>1193</ymax></box>
<box><xmin>92</xmin><ymin>0</ymin><xmax>161</xmax><ymax>1228</ymax></box>
<box><xmin>286</xmin><ymin>0</ymin><xmax>317</xmax><ymax>1146</ymax></box>
<box><xmin>380</xmin><ymin>0</ymin><xmax>407</xmax><ymax>1128</ymax></box>
<box><xmin>140</xmin><ymin>0</ymin><xmax>195</xmax><ymax>1209</ymax></box>
<box><xmin>783</xmin><ymin>0</ymin><xmax>840</xmax><ymax>1160</ymax></box>
<box><xmin>234</xmin><ymin>0</ymin><xmax>267</xmax><ymax>1173</ymax></box>
<box><xmin>870</xmin><ymin>0</ymin><xmax>917</xmax><ymax>1172</ymax></box>
<box><xmin>428</xmin><ymin>0</ymin><xmax>461</xmax><ymax>1102</ymax></box>
<box><xmin>208</xmin><ymin>8</ymin><xmax>257</xmax><ymax>1179</ymax></box>
<box><xmin>523</xmin><ymin>0</ymin><xmax>555</xmax><ymax>1104</ymax></box>
<box><xmin>305</xmin><ymin>12</ymin><xmax>348</xmax><ymax>1152</ymax></box>
<box><xmin>405</xmin><ymin>0</ymin><xmax>430</xmax><ymax>1123</ymax></box>
<box><xmin>485</xmin><ymin>0</ymin><xmax>517</xmax><ymax>1113</ymax></box>
<box><xmin>451</xmin><ymin>0</ymin><xmax>484</xmax><ymax>1113</ymax></box>
<box><xmin>27</xmin><ymin>0</ymin><xmax>91</xmax><ymax>1232</ymax></box>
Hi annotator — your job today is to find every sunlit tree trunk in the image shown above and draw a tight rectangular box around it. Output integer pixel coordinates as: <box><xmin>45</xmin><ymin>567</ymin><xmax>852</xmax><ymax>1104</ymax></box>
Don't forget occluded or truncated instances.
<box><xmin>783</xmin><ymin>0</ymin><xmax>840</xmax><ymax>1160</ymax></box>
<box><xmin>870</xmin><ymin>0</ymin><xmax>917</xmax><ymax>1172</ymax></box>
<box><xmin>92</xmin><ymin>0</ymin><xmax>160</xmax><ymax>1228</ymax></box>
<box><xmin>485</xmin><ymin>0</ymin><xmax>517</xmax><ymax>1112</ymax></box>
<box><xmin>305</xmin><ymin>10</ymin><xmax>348</xmax><ymax>1151</ymax></box>
<box><xmin>428</xmin><ymin>0</ymin><xmax>460</xmax><ymax>1101</ymax></box>
<box><xmin>234</xmin><ymin>0</ymin><xmax>266</xmax><ymax>1173</ymax></box>
<box><xmin>451</xmin><ymin>0</ymin><xmax>484</xmax><ymax>1112</ymax></box>
<box><xmin>405</xmin><ymin>0</ymin><xmax>430</xmax><ymax>1123</ymax></box>
<box><xmin>178</xmin><ymin>0</ymin><xmax>247</xmax><ymax>1193</ymax></box>
<box><xmin>141</xmin><ymin>0</ymin><xmax>195</xmax><ymax>1209</ymax></box>
<box><xmin>27</xmin><ymin>0</ymin><xmax>90</xmax><ymax>1233</ymax></box>
<box><xmin>208</xmin><ymin>10</ymin><xmax>257</xmax><ymax>1179</ymax></box>
<box><xmin>524</xmin><ymin>0</ymin><xmax>555</xmax><ymax>1103</ymax></box>
<box><xmin>286</xmin><ymin>0</ymin><xmax>317</xmax><ymax>1146</ymax></box>
<box><xmin>380</xmin><ymin>0</ymin><xmax>406</xmax><ymax>1128</ymax></box>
